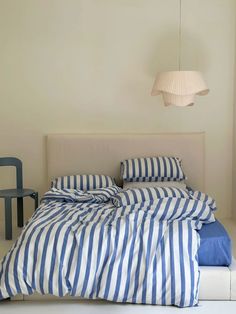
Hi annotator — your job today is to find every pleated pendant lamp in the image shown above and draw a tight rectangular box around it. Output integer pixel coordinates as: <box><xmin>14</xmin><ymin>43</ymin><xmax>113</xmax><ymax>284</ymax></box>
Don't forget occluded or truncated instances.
<box><xmin>151</xmin><ymin>0</ymin><xmax>209</xmax><ymax>106</ymax></box>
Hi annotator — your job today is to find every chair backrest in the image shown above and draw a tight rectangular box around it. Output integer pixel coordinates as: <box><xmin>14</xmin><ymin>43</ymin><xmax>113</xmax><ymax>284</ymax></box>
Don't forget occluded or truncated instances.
<box><xmin>0</xmin><ymin>157</ymin><xmax>23</xmax><ymax>189</ymax></box>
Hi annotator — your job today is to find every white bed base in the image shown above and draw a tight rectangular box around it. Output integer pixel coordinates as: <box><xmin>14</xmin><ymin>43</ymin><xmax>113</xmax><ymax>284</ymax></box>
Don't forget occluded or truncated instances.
<box><xmin>11</xmin><ymin>133</ymin><xmax>236</xmax><ymax>301</ymax></box>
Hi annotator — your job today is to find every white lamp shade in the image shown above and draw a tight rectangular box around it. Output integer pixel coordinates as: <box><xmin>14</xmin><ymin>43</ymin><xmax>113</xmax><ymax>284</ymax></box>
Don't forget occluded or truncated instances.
<box><xmin>162</xmin><ymin>92</ymin><xmax>196</xmax><ymax>107</ymax></box>
<box><xmin>151</xmin><ymin>71</ymin><xmax>209</xmax><ymax>106</ymax></box>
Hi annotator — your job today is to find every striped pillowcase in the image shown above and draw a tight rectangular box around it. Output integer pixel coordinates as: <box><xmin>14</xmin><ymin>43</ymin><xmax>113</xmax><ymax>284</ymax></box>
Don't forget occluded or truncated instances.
<box><xmin>121</xmin><ymin>157</ymin><xmax>186</xmax><ymax>182</ymax></box>
<box><xmin>51</xmin><ymin>174</ymin><xmax>115</xmax><ymax>191</ymax></box>
<box><xmin>112</xmin><ymin>187</ymin><xmax>189</xmax><ymax>207</ymax></box>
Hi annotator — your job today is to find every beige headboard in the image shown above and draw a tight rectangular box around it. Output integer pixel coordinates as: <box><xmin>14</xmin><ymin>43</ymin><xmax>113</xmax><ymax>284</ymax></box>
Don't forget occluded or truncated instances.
<box><xmin>47</xmin><ymin>133</ymin><xmax>205</xmax><ymax>191</ymax></box>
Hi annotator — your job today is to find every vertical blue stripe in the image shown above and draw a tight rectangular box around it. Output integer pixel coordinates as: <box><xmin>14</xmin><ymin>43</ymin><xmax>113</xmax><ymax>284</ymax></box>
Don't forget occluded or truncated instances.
<box><xmin>157</xmin><ymin>157</ymin><xmax>161</xmax><ymax>178</ymax></box>
<box><xmin>126</xmin><ymin>161</ymin><xmax>129</xmax><ymax>180</ymax></box>
<box><xmin>146</xmin><ymin>188</ymin><xmax>153</xmax><ymax>200</ymax></box>
<box><xmin>178</xmin><ymin>222</ymin><xmax>186</xmax><ymax>307</ymax></box>
<box><xmin>105</xmin><ymin>176</ymin><xmax>109</xmax><ymax>188</ymax></box>
<box><xmin>80</xmin><ymin>175</ymin><xmax>83</xmax><ymax>190</ymax></box>
<box><xmin>95</xmin><ymin>226</ymin><xmax>112</xmax><ymax>296</ymax></box>
<box><xmin>71</xmin><ymin>228</ymin><xmax>86</xmax><ymax>296</ymax></box>
<box><xmin>152</xmin><ymin>222</ymin><xmax>164</xmax><ymax>304</ymax></box>
<box><xmin>150</xmin><ymin>158</ymin><xmax>155</xmax><ymax>178</ymax></box>
<box><xmin>103</xmin><ymin>218</ymin><xmax>121</xmax><ymax>299</ymax></box>
<box><xmin>160</xmin><ymin>236</ymin><xmax>166</xmax><ymax>305</ymax></box>
<box><xmin>48</xmin><ymin>211</ymin><xmax>79</xmax><ymax>295</ymax></box>
<box><xmin>122</xmin><ymin>211</ymin><xmax>139</xmax><ymax>302</ymax></box>
<box><xmin>88</xmin><ymin>216</ymin><xmax>110</xmax><ymax>298</ymax></box>
<box><xmin>188</xmin><ymin>221</ymin><xmax>195</xmax><ymax>306</ymax></box>
<box><xmin>99</xmin><ymin>175</ymin><xmax>102</xmax><ymax>188</ymax></box>
<box><xmin>131</xmin><ymin>211</ymin><xmax>148</xmax><ymax>303</ymax></box>
<box><xmin>92</xmin><ymin>175</ymin><xmax>96</xmax><ymax>189</ymax></box>
<box><xmin>31</xmin><ymin>228</ymin><xmax>45</xmax><ymax>289</ymax></box>
<box><xmin>169</xmin><ymin>158</ymin><xmax>174</xmax><ymax>178</ymax></box>
<box><xmin>131</xmin><ymin>159</ymin><xmax>136</xmax><ymax>179</ymax></box>
<box><xmin>48</xmin><ymin>224</ymin><xmax>67</xmax><ymax>294</ymax></box>
<box><xmin>113</xmin><ymin>217</ymin><xmax>130</xmax><ymax>301</ymax></box>
<box><xmin>74</xmin><ymin>175</ymin><xmax>77</xmax><ymax>189</ymax></box>
<box><xmin>57</xmin><ymin>227</ymin><xmax>73</xmax><ymax>296</ymax></box>
<box><xmin>141</xmin><ymin>213</ymin><xmax>154</xmax><ymax>303</ymax></box>
<box><xmin>144</xmin><ymin>158</ymin><xmax>148</xmax><ymax>178</ymax></box>
<box><xmin>81</xmin><ymin>207</ymin><xmax>108</xmax><ymax>297</ymax></box>
<box><xmin>64</xmin><ymin>237</ymin><xmax>77</xmax><ymax>293</ymax></box>
<box><xmin>160</xmin><ymin>198</ymin><xmax>172</xmax><ymax>221</ymax></box>
<box><xmin>169</xmin><ymin>222</ymin><xmax>175</xmax><ymax>305</ymax></box>
<box><xmin>130</xmin><ymin>189</ymin><xmax>138</xmax><ymax>203</ymax></box>
<box><xmin>86</xmin><ymin>175</ymin><xmax>89</xmax><ymax>191</ymax></box>
<box><xmin>163</xmin><ymin>157</ymin><xmax>167</xmax><ymax>179</ymax></box>
<box><xmin>173</xmin><ymin>158</ymin><xmax>180</xmax><ymax>180</ymax></box>
<box><xmin>4</xmin><ymin>250</ymin><xmax>15</xmax><ymax>297</ymax></box>
<box><xmin>168</xmin><ymin>198</ymin><xmax>181</xmax><ymax>221</ymax></box>
<box><xmin>138</xmin><ymin>159</ymin><xmax>142</xmax><ymax>178</ymax></box>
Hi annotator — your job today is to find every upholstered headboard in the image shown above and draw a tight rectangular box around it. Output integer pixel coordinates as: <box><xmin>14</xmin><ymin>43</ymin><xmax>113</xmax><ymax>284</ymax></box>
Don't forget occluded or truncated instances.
<box><xmin>46</xmin><ymin>133</ymin><xmax>205</xmax><ymax>190</ymax></box>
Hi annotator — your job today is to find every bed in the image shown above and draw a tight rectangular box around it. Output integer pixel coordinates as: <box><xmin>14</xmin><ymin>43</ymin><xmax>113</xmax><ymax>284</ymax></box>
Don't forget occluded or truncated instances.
<box><xmin>3</xmin><ymin>133</ymin><xmax>236</xmax><ymax>303</ymax></box>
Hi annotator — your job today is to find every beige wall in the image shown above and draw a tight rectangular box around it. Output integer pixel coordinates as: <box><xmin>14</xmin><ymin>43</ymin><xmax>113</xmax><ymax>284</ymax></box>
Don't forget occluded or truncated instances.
<box><xmin>233</xmin><ymin>0</ymin><xmax>236</xmax><ymax>220</ymax></box>
<box><xmin>0</xmin><ymin>0</ymin><xmax>235</xmax><ymax>221</ymax></box>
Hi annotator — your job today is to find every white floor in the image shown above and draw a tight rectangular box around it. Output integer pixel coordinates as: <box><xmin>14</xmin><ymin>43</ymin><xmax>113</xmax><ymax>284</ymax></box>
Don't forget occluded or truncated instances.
<box><xmin>0</xmin><ymin>300</ymin><xmax>236</xmax><ymax>314</ymax></box>
<box><xmin>0</xmin><ymin>216</ymin><xmax>236</xmax><ymax>313</ymax></box>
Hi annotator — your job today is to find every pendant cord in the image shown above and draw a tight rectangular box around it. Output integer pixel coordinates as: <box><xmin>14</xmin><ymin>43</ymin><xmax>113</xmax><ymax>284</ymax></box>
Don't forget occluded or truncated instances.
<box><xmin>178</xmin><ymin>0</ymin><xmax>182</xmax><ymax>71</ymax></box>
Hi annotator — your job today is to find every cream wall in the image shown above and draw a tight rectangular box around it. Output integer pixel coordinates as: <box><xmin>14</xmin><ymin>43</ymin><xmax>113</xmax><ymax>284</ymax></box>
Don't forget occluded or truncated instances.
<box><xmin>0</xmin><ymin>0</ymin><xmax>235</xmax><ymax>221</ymax></box>
<box><xmin>233</xmin><ymin>1</ymin><xmax>236</xmax><ymax>220</ymax></box>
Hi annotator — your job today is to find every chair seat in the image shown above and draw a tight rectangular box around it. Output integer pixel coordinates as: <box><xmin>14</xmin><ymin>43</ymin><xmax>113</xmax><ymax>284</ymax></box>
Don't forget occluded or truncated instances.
<box><xmin>0</xmin><ymin>188</ymin><xmax>36</xmax><ymax>198</ymax></box>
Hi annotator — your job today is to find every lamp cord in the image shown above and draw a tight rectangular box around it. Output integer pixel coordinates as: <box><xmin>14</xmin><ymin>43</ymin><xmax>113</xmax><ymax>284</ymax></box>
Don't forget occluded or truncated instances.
<box><xmin>178</xmin><ymin>0</ymin><xmax>182</xmax><ymax>71</ymax></box>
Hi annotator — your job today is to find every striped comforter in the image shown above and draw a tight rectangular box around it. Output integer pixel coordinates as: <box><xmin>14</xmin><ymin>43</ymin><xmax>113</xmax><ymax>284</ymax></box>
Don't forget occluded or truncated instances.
<box><xmin>0</xmin><ymin>187</ymin><xmax>216</xmax><ymax>307</ymax></box>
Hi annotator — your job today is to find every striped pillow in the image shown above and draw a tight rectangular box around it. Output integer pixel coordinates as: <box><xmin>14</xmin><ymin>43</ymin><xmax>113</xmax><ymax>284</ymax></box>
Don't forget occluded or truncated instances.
<box><xmin>121</xmin><ymin>157</ymin><xmax>186</xmax><ymax>182</ymax></box>
<box><xmin>112</xmin><ymin>187</ymin><xmax>189</xmax><ymax>207</ymax></box>
<box><xmin>51</xmin><ymin>174</ymin><xmax>115</xmax><ymax>191</ymax></box>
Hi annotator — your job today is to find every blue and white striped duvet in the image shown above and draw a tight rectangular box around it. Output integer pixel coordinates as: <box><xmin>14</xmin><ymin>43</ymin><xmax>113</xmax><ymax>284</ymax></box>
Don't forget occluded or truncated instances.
<box><xmin>0</xmin><ymin>187</ymin><xmax>215</xmax><ymax>307</ymax></box>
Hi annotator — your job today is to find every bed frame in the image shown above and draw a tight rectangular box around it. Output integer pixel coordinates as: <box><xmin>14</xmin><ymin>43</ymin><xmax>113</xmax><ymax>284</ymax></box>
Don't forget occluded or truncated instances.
<box><xmin>12</xmin><ymin>133</ymin><xmax>236</xmax><ymax>301</ymax></box>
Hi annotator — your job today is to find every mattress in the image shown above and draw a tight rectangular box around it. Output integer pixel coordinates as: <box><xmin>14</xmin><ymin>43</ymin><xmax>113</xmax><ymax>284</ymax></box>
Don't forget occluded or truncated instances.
<box><xmin>198</xmin><ymin>219</ymin><xmax>232</xmax><ymax>266</ymax></box>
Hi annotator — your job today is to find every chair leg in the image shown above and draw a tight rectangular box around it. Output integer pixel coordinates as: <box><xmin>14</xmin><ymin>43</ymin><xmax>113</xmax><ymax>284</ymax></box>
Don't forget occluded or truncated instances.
<box><xmin>17</xmin><ymin>197</ymin><xmax>24</xmax><ymax>228</ymax></box>
<box><xmin>5</xmin><ymin>198</ymin><xmax>12</xmax><ymax>240</ymax></box>
<box><xmin>34</xmin><ymin>192</ymin><xmax>39</xmax><ymax>211</ymax></box>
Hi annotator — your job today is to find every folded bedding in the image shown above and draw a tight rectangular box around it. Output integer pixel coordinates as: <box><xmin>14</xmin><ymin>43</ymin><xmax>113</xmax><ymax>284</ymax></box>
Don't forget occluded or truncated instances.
<box><xmin>0</xmin><ymin>185</ymin><xmax>220</xmax><ymax>307</ymax></box>
<box><xmin>198</xmin><ymin>219</ymin><xmax>232</xmax><ymax>266</ymax></box>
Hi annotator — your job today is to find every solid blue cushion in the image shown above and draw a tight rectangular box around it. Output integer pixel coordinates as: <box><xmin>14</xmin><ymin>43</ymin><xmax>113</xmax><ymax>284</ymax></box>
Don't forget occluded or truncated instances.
<box><xmin>198</xmin><ymin>220</ymin><xmax>232</xmax><ymax>266</ymax></box>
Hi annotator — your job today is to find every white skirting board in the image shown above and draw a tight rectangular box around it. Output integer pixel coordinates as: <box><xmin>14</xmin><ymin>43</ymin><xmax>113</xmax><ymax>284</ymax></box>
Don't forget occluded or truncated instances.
<box><xmin>11</xmin><ymin>258</ymin><xmax>236</xmax><ymax>302</ymax></box>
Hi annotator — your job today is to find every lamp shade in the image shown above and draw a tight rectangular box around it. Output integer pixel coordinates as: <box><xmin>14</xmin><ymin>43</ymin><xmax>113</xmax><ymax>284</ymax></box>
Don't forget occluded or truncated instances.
<box><xmin>151</xmin><ymin>71</ymin><xmax>209</xmax><ymax>106</ymax></box>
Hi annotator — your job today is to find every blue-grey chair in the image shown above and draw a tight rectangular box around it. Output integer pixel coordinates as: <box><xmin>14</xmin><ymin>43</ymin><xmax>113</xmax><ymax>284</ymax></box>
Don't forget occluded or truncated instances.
<box><xmin>0</xmin><ymin>157</ymin><xmax>38</xmax><ymax>240</ymax></box>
